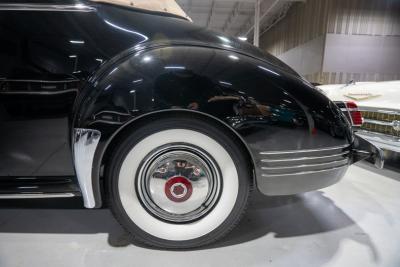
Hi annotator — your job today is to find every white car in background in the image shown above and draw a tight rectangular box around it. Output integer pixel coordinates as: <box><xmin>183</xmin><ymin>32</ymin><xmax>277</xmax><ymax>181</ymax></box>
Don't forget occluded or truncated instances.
<box><xmin>317</xmin><ymin>80</ymin><xmax>400</xmax><ymax>153</ymax></box>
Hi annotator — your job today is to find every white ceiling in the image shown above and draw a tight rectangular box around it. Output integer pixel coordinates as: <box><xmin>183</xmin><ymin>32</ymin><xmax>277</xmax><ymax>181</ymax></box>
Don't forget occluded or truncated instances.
<box><xmin>176</xmin><ymin>0</ymin><xmax>301</xmax><ymax>39</ymax></box>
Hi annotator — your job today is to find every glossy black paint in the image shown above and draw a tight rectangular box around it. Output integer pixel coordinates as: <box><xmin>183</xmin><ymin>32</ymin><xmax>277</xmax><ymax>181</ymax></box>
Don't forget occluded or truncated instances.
<box><xmin>76</xmin><ymin>45</ymin><xmax>352</xmax><ymax>204</ymax></box>
<box><xmin>0</xmin><ymin>1</ymin><xmax>352</xmax><ymax>202</ymax></box>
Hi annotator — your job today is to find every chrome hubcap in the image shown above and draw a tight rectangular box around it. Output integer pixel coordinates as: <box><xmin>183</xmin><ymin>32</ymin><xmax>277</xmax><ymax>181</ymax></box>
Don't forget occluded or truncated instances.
<box><xmin>137</xmin><ymin>144</ymin><xmax>221</xmax><ymax>223</ymax></box>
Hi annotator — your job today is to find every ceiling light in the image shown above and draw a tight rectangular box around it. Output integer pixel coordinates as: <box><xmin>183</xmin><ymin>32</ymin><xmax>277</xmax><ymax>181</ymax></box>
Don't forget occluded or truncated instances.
<box><xmin>69</xmin><ymin>40</ymin><xmax>85</xmax><ymax>44</ymax></box>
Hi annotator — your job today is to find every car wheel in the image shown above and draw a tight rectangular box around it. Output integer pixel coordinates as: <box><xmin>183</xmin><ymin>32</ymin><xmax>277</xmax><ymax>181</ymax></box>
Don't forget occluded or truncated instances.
<box><xmin>106</xmin><ymin>116</ymin><xmax>252</xmax><ymax>248</ymax></box>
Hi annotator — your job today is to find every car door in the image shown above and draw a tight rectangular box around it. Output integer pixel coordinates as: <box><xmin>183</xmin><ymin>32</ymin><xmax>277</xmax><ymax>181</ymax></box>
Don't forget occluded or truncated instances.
<box><xmin>0</xmin><ymin>5</ymin><xmax>101</xmax><ymax>177</ymax></box>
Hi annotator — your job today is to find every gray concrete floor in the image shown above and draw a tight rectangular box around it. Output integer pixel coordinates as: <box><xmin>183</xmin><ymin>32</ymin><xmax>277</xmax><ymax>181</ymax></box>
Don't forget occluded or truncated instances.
<box><xmin>0</xmin><ymin>162</ymin><xmax>399</xmax><ymax>267</ymax></box>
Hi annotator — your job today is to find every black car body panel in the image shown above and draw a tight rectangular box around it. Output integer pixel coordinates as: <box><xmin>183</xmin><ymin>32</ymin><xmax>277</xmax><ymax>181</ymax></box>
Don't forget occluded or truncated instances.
<box><xmin>0</xmin><ymin>1</ymin><xmax>381</xmax><ymax>208</ymax></box>
<box><xmin>74</xmin><ymin>44</ymin><xmax>353</xmax><ymax>205</ymax></box>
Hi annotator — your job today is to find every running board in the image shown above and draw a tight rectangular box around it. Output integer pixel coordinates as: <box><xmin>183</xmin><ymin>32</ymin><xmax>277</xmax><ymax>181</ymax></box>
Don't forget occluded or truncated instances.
<box><xmin>0</xmin><ymin>176</ymin><xmax>81</xmax><ymax>198</ymax></box>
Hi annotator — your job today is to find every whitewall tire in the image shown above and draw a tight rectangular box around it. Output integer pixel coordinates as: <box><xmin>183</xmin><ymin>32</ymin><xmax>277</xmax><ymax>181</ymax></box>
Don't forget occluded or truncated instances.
<box><xmin>106</xmin><ymin>116</ymin><xmax>251</xmax><ymax>248</ymax></box>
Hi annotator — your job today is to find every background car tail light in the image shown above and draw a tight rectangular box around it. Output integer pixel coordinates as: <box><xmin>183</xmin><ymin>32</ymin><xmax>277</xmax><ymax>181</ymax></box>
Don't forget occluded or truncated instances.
<box><xmin>346</xmin><ymin>101</ymin><xmax>363</xmax><ymax>126</ymax></box>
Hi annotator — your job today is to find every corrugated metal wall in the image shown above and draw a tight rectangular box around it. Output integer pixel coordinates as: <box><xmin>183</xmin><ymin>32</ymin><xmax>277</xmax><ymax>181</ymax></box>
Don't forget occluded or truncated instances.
<box><xmin>260</xmin><ymin>0</ymin><xmax>400</xmax><ymax>84</ymax></box>
<box><xmin>321</xmin><ymin>33</ymin><xmax>400</xmax><ymax>84</ymax></box>
<box><xmin>260</xmin><ymin>0</ymin><xmax>328</xmax><ymax>56</ymax></box>
<box><xmin>327</xmin><ymin>0</ymin><xmax>400</xmax><ymax>36</ymax></box>
<box><xmin>322</xmin><ymin>0</ymin><xmax>400</xmax><ymax>84</ymax></box>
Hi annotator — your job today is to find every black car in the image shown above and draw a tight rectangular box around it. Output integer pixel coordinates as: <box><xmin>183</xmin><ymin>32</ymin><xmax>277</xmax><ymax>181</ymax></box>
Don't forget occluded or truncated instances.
<box><xmin>0</xmin><ymin>0</ymin><xmax>384</xmax><ymax>249</ymax></box>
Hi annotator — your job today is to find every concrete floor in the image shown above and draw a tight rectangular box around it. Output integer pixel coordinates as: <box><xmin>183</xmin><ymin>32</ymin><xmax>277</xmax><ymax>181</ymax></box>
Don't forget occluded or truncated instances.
<box><xmin>0</xmin><ymin>162</ymin><xmax>399</xmax><ymax>267</ymax></box>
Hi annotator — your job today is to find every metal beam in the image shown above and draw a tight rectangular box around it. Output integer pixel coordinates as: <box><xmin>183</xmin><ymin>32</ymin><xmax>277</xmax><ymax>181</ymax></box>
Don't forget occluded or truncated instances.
<box><xmin>222</xmin><ymin>2</ymin><xmax>240</xmax><ymax>33</ymax></box>
<box><xmin>260</xmin><ymin>1</ymin><xmax>292</xmax><ymax>34</ymax></box>
<box><xmin>188</xmin><ymin>0</ymin><xmax>193</xmax><ymax>12</ymax></box>
<box><xmin>206</xmin><ymin>0</ymin><xmax>216</xmax><ymax>28</ymax></box>
<box><xmin>245</xmin><ymin>0</ymin><xmax>281</xmax><ymax>36</ymax></box>
<box><xmin>204</xmin><ymin>0</ymin><xmax>255</xmax><ymax>2</ymax></box>
<box><xmin>253</xmin><ymin>0</ymin><xmax>260</xmax><ymax>46</ymax></box>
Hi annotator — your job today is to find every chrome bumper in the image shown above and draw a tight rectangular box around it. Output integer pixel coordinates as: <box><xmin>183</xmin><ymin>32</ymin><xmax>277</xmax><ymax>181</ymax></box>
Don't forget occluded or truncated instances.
<box><xmin>355</xmin><ymin>130</ymin><xmax>400</xmax><ymax>153</ymax></box>
<box><xmin>352</xmin><ymin>133</ymin><xmax>385</xmax><ymax>169</ymax></box>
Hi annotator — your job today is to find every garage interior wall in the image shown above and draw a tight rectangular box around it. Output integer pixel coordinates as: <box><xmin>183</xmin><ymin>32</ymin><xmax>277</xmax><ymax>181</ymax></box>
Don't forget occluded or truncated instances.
<box><xmin>259</xmin><ymin>0</ymin><xmax>400</xmax><ymax>84</ymax></box>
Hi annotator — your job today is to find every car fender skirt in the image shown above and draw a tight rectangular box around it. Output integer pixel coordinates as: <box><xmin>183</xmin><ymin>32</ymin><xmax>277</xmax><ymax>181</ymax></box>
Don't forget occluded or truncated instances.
<box><xmin>257</xmin><ymin>145</ymin><xmax>351</xmax><ymax>195</ymax></box>
<box><xmin>73</xmin><ymin>128</ymin><xmax>101</xmax><ymax>208</ymax></box>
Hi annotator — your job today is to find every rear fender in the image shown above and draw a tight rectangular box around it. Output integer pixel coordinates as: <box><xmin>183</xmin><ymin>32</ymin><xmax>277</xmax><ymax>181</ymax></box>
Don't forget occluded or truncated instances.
<box><xmin>72</xmin><ymin>45</ymin><xmax>352</xmax><ymax>207</ymax></box>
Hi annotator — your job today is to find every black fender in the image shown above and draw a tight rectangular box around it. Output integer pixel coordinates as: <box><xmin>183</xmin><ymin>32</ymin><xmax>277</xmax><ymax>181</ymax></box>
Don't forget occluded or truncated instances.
<box><xmin>73</xmin><ymin>45</ymin><xmax>353</xmax><ymax>207</ymax></box>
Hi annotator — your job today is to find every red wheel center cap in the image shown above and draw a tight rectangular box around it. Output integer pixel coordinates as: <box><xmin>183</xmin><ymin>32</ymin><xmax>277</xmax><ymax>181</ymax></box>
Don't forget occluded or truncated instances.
<box><xmin>165</xmin><ymin>176</ymin><xmax>193</xmax><ymax>202</ymax></box>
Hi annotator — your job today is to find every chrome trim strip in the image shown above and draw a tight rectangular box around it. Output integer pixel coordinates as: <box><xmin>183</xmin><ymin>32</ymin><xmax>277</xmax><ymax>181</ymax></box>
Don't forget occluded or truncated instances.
<box><xmin>364</xmin><ymin>119</ymin><xmax>394</xmax><ymax>127</ymax></box>
<box><xmin>261</xmin><ymin>165</ymin><xmax>348</xmax><ymax>177</ymax></box>
<box><xmin>0</xmin><ymin>193</ymin><xmax>76</xmax><ymax>199</ymax></box>
<box><xmin>261</xmin><ymin>159</ymin><xmax>348</xmax><ymax>170</ymax></box>
<box><xmin>354</xmin><ymin>133</ymin><xmax>385</xmax><ymax>169</ymax></box>
<box><xmin>260</xmin><ymin>144</ymin><xmax>350</xmax><ymax>155</ymax></box>
<box><xmin>342</xmin><ymin>104</ymin><xmax>355</xmax><ymax>125</ymax></box>
<box><xmin>359</xmin><ymin>107</ymin><xmax>400</xmax><ymax>115</ymax></box>
<box><xmin>357</xmin><ymin>129</ymin><xmax>400</xmax><ymax>140</ymax></box>
<box><xmin>0</xmin><ymin>89</ymin><xmax>78</xmax><ymax>95</ymax></box>
<box><xmin>0</xmin><ymin>79</ymin><xmax>79</xmax><ymax>83</ymax></box>
<box><xmin>87</xmin><ymin>119</ymin><xmax>125</xmax><ymax>125</ymax></box>
<box><xmin>0</xmin><ymin>4</ymin><xmax>96</xmax><ymax>12</ymax></box>
<box><xmin>261</xmin><ymin>151</ymin><xmax>349</xmax><ymax>162</ymax></box>
<box><xmin>73</xmin><ymin>128</ymin><xmax>101</xmax><ymax>208</ymax></box>
<box><xmin>356</xmin><ymin>131</ymin><xmax>400</xmax><ymax>153</ymax></box>
<box><xmin>94</xmin><ymin>110</ymin><xmax>131</xmax><ymax>116</ymax></box>
<box><xmin>341</xmin><ymin>108</ymin><xmax>359</xmax><ymax>112</ymax></box>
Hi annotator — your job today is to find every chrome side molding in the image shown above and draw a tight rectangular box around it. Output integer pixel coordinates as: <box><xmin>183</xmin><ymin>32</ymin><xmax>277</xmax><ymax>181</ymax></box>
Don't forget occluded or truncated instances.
<box><xmin>260</xmin><ymin>144</ymin><xmax>350</xmax><ymax>155</ymax></box>
<box><xmin>359</xmin><ymin>107</ymin><xmax>400</xmax><ymax>116</ymax></box>
<box><xmin>261</xmin><ymin>159</ymin><xmax>348</xmax><ymax>170</ymax></box>
<box><xmin>0</xmin><ymin>4</ymin><xmax>95</xmax><ymax>12</ymax></box>
<box><xmin>363</xmin><ymin>118</ymin><xmax>400</xmax><ymax>132</ymax></box>
<box><xmin>0</xmin><ymin>193</ymin><xmax>77</xmax><ymax>199</ymax></box>
<box><xmin>261</xmin><ymin>151</ymin><xmax>349</xmax><ymax>162</ymax></box>
<box><xmin>261</xmin><ymin>165</ymin><xmax>347</xmax><ymax>177</ymax></box>
<box><xmin>0</xmin><ymin>89</ymin><xmax>78</xmax><ymax>95</ymax></box>
<box><xmin>73</xmin><ymin>128</ymin><xmax>101</xmax><ymax>208</ymax></box>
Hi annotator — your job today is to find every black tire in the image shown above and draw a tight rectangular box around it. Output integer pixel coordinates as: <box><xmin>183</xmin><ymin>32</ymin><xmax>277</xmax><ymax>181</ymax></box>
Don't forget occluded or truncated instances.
<box><xmin>106</xmin><ymin>116</ymin><xmax>252</xmax><ymax>249</ymax></box>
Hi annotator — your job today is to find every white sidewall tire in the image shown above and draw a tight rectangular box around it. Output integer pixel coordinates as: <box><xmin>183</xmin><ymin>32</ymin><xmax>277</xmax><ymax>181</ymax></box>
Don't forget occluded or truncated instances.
<box><xmin>118</xmin><ymin>129</ymin><xmax>239</xmax><ymax>241</ymax></box>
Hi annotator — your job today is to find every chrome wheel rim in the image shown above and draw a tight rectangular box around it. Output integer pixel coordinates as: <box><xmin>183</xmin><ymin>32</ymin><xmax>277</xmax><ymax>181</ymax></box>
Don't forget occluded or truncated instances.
<box><xmin>136</xmin><ymin>144</ymin><xmax>222</xmax><ymax>223</ymax></box>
